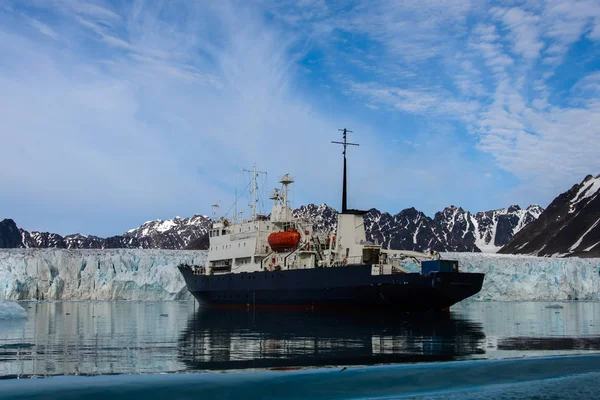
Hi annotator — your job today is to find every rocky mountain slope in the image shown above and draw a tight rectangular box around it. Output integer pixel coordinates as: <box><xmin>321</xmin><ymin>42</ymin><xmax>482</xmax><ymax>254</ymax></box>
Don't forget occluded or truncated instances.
<box><xmin>500</xmin><ymin>174</ymin><xmax>600</xmax><ymax>257</ymax></box>
<box><xmin>1</xmin><ymin>203</ymin><xmax>542</xmax><ymax>253</ymax></box>
<box><xmin>0</xmin><ymin>219</ymin><xmax>22</xmax><ymax>248</ymax></box>
<box><xmin>293</xmin><ymin>203</ymin><xmax>542</xmax><ymax>252</ymax></box>
<box><xmin>0</xmin><ymin>215</ymin><xmax>212</xmax><ymax>250</ymax></box>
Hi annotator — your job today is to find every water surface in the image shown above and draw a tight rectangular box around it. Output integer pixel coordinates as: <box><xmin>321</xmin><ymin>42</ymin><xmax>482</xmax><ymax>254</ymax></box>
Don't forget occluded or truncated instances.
<box><xmin>0</xmin><ymin>301</ymin><xmax>599</xmax><ymax>377</ymax></box>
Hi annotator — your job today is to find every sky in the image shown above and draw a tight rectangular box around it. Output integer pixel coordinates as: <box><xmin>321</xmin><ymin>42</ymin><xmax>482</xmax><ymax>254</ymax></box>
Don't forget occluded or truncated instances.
<box><xmin>1</xmin><ymin>0</ymin><xmax>600</xmax><ymax>237</ymax></box>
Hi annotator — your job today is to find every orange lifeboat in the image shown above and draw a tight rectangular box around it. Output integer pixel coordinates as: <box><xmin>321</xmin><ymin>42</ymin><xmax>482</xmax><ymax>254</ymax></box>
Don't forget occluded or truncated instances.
<box><xmin>268</xmin><ymin>229</ymin><xmax>301</xmax><ymax>251</ymax></box>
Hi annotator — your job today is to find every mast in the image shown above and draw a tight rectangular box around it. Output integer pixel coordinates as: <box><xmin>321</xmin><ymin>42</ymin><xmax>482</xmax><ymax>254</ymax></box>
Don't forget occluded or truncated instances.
<box><xmin>280</xmin><ymin>174</ymin><xmax>294</xmax><ymax>221</ymax></box>
<box><xmin>332</xmin><ymin>128</ymin><xmax>359</xmax><ymax>213</ymax></box>
<box><xmin>211</xmin><ymin>203</ymin><xmax>220</xmax><ymax>221</ymax></box>
<box><xmin>244</xmin><ymin>164</ymin><xmax>267</xmax><ymax>220</ymax></box>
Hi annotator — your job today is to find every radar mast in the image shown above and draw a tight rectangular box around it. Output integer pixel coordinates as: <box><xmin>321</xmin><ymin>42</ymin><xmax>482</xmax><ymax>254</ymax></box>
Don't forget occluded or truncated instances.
<box><xmin>243</xmin><ymin>164</ymin><xmax>267</xmax><ymax>220</ymax></box>
<box><xmin>332</xmin><ymin>128</ymin><xmax>359</xmax><ymax>213</ymax></box>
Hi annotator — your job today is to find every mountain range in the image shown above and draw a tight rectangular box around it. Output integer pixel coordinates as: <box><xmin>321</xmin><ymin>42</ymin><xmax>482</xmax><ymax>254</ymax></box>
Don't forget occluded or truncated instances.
<box><xmin>1</xmin><ymin>203</ymin><xmax>541</xmax><ymax>253</ymax></box>
<box><xmin>2</xmin><ymin>174</ymin><xmax>598</xmax><ymax>256</ymax></box>
<box><xmin>292</xmin><ymin>203</ymin><xmax>543</xmax><ymax>253</ymax></box>
<box><xmin>0</xmin><ymin>215</ymin><xmax>212</xmax><ymax>250</ymax></box>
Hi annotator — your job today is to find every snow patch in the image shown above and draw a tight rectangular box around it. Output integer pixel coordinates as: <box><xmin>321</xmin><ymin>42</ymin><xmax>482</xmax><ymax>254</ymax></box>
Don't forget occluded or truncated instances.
<box><xmin>0</xmin><ymin>301</ymin><xmax>28</xmax><ymax>319</ymax></box>
<box><xmin>570</xmin><ymin>176</ymin><xmax>600</xmax><ymax>213</ymax></box>
<box><xmin>569</xmin><ymin>218</ymin><xmax>600</xmax><ymax>252</ymax></box>
<box><xmin>585</xmin><ymin>241</ymin><xmax>600</xmax><ymax>252</ymax></box>
<box><xmin>155</xmin><ymin>220</ymin><xmax>177</xmax><ymax>233</ymax></box>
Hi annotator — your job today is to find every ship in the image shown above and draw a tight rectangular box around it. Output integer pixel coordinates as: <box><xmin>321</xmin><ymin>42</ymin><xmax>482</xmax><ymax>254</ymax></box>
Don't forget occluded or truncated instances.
<box><xmin>178</xmin><ymin>129</ymin><xmax>484</xmax><ymax>311</ymax></box>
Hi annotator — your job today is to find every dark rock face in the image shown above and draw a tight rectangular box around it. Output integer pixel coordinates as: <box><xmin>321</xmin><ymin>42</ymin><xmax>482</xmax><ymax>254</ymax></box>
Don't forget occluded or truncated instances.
<box><xmin>365</xmin><ymin>207</ymin><xmax>447</xmax><ymax>251</ymax></box>
<box><xmin>433</xmin><ymin>206</ymin><xmax>477</xmax><ymax>252</ymax></box>
<box><xmin>184</xmin><ymin>235</ymin><xmax>210</xmax><ymax>250</ymax></box>
<box><xmin>0</xmin><ymin>219</ymin><xmax>23</xmax><ymax>248</ymax></box>
<box><xmin>21</xmin><ymin>231</ymin><xmax>67</xmax><ymax>248</ymax></box>
<box><xmin>500</xmin><ymin>174</ymin><xmax>600</xmax><ymax>257</ymax></box>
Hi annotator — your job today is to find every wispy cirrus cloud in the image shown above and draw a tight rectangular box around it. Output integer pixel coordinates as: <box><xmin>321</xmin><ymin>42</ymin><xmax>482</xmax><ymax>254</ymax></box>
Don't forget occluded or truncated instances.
<box><xmin>0</xmin><ymin>1</ymin><xmax>341</xmax><ymax>234</ymax></box>
<box><xmin>304</xmin><ymin>0</ymin><xmax>600</xmax><ymax>206</ymax></box>
<box><xmin>491</xmin><ymin>6</ymin><xmax>544</xmax><ymax>61</ymax></box>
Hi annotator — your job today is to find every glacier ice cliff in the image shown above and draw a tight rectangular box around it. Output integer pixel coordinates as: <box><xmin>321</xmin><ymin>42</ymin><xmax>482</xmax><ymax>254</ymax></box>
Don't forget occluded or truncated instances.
<box><xmin>444</xmin><ymin>253</ymin><xmax>600</xmax><ymax>301</ymax></box>
<box><xmin>0</xmin><ymin>249</ymin><xmax>206</xmax><ymax>301</ymax></box>
<box><xmin>0</xmin><ymin>249</ymin><xmax>599</xmax><ymax>301</ymax></box>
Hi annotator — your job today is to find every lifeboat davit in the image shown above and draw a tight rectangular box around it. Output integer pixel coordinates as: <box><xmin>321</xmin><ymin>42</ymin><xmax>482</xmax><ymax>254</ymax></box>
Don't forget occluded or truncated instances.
<box><xmin>268</xmin><ymin>229</ymin><xmax>301</xmax><ymax>251</ymax></box>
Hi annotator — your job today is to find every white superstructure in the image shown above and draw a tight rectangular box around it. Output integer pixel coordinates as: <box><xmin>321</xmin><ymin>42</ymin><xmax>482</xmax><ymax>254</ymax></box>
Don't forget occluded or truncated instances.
<box><xmin>195</xmin><ymin>128</ymin><xmax>442</xmax><ymax>276</ymax></box>
<box><xmin>201</xmin><ymin>170</ymin><xmax>438</xmax><ymax>276</ymax></box>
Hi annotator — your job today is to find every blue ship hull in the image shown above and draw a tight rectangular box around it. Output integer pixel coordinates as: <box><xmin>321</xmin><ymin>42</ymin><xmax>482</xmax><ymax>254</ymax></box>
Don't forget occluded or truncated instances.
<box><xmin>178</xmin><ymin>264</ymin><xmax>485</xmax><ymax>311</ymax></box>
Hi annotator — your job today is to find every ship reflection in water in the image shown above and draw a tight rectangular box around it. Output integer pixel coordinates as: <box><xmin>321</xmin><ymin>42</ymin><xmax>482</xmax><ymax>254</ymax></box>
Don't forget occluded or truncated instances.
<box><xmin>177</xmin><ymin>309</ymin><xmax>487</xmax><ymax>370</ymax></box>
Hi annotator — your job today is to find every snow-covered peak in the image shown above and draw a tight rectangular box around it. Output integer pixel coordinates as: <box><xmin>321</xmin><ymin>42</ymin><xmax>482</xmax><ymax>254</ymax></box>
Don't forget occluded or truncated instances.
<box><xmin>123</xmin><ymin>214</ymin><xmax>212</xmax><ymax>249</ymax></box>
<box><xmin>469</xmin><ymin>205</ymin><xmax>543</xmax><ymax>253</ymax></box>
<box><xmin>500</xmin><ymin>174</ymin><xmax>600</xmax><ymax>257</ymax></box>
<box><xmin>569</xmin><ymin>174</ymin><xmax>600</xmax><ymax>213</ymax></box>
<box><xmin>526</xmin><ymin>205</ymin><xmax>544</xmax><ymax>218</ymax></box>
<box><xmin>127</xmin><ymin>215</ymin><xmax>210</xmax><ymax>234</ymax></box>
<box><xmin>25</xmin><ymin>231</ymin><xmax>66</xmax><ymax>248</ymax></box>
<box><xmin>293</xmin><ymin>203</ymin><xmax>338</xmax><ymax>232</ymax></box>
<box><xmin>65</xmin><ymin>233</ymin><xmax>88</xmax><ymax>239</ymax></box>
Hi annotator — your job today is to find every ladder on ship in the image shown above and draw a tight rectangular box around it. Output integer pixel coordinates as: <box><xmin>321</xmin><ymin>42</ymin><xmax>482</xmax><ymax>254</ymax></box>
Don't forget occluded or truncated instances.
<box><xmin>261</xmin><ymin>250</ymin><xmax>275</xmax><ymax>270</ymax></box>
<box><xmin>312</xmin><ymin>236</ymin><xmax>325</xmax><ymax>261</ymax></box>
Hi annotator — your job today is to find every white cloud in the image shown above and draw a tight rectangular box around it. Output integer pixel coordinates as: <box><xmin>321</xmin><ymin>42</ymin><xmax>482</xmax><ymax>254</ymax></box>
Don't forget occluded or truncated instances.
<box><xmin>476</xmin><ymin>74</ymin><xmax>600</xmax><ymax>201</ymax></box>
<box><xmin>492</xmin><ymin>7</ymin><xmax>544</xmax><ymax>60</ymax></box>
<box><xmin>347</xmin><ymin>81</ymin><xmax>480</xmax><ymax>124</ymax></box>
<box><xmin>345</xmin><ymin>0</ymin><xmax>474</xmax><ymax>63</ymax></box>
<box><xmin>338</xmin><ymin>1</ymin><xmax>600</xmax><ymax>207</ymax></box>
<box><xmin>27</xmin><ymin>18</ymin><xmax>58</xmax><ymax>39</ymax></box>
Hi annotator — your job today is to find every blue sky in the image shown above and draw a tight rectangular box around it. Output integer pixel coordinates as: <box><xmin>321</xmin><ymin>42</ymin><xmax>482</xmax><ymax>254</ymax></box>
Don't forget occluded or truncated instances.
<box><xmin>1</xmin><ymin>0</ymin><xmax>599</xmax><ymax>237</ymax></box>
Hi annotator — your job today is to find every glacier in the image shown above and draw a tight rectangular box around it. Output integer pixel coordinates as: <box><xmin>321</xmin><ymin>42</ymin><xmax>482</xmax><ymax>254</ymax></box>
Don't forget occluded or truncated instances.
<box><xmin>443</xmin><ymin>253</ymin><xmax>600</xmax><ymax>301</ymax></box>
<box><xmin>0</xmin><ymin>249</ymin><xmax>599</xmax><ymax>301</ymax></box>
<box><xmin>0</xmin><ymin>249</ymin><xmax>206</xmax><ymax>301</ymax></box>
<box><xmin>0</xmin><ymin>300</ymin><xmax>28</xmax><ymax>319</ymax></box>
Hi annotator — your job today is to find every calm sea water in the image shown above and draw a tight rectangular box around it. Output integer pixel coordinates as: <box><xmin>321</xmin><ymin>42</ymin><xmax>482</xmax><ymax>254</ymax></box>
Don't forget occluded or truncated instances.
<box><xmin>1</xmin><ymin>300</ymin><xmax>599</xmax><ymax>378</ymax></box>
